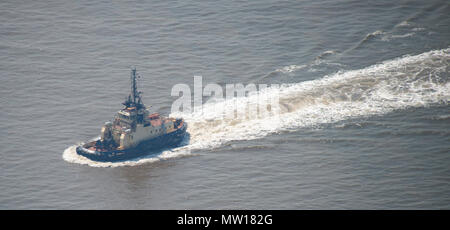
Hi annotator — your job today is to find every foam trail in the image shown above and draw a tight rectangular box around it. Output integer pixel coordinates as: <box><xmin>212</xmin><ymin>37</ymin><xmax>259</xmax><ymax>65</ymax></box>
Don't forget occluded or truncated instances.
<box><xmin>275</xmin><ymin>64</ymin><xmax>307</xmax><ymax>73</ymax></box>
<box><xmin>358</xmin><ymin>30</ymin><xmax>386</xmax><ymax>46</ymax></box>
<box><xmin>63</xmin><ymin>48</ymin><xmax>449</xmax><ymax>167</ymax></box>
<box><xmin>174</xmin><ymin>48</ymin><xmax>449</xmax><ymax>150</ymax></box>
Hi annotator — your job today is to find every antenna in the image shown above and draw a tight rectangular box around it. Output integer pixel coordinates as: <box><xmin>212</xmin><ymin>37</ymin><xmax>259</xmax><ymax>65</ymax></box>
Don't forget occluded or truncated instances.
<box><xmin>131</xmin><ymin>68</ymin><xmax>138</xmax><ymax>104</ymax></box>
<box><xmin>123</xmin><ymin>68</ymin><xmax>145</xmax><ymax>109</ymax></box>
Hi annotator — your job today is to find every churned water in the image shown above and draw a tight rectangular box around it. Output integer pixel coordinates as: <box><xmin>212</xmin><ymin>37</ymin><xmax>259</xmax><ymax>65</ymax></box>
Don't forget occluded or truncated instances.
<box><xmin>1</xmin><ymin>0</ymin><xmax>449</xmax><ymax>209</ymax></box>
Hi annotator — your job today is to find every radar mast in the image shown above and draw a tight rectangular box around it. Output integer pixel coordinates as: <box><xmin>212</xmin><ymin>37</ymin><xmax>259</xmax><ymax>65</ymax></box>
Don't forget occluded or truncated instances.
<box><xmin>123</xmin><ymin>68</ymin><xmax>145</xmax><ymax>110</ymax></box>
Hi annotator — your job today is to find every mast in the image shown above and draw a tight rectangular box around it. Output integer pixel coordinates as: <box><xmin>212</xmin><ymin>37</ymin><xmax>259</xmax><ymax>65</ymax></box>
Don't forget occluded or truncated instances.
<box><xmin>131</xmin><ymin>68</ymin><xmax>138</xmax><ymax>104</ymax></box>
<box><xmin>123</xmin><ymin>68</ymin><xmax>145</xmax><ymax>109</ymax></box>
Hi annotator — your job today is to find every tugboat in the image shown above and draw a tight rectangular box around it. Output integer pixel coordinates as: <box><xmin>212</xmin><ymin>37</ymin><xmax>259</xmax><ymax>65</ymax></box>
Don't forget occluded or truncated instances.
<box><xmin>76</xmin><ymin>68</ymin><xmax>187</xmax><ymax>162</ymax></box>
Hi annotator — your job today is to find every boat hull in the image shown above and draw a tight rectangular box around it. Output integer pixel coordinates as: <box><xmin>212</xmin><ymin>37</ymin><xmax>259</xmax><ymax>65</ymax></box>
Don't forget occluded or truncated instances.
<box><xmin>76</xmin><ymin>122</ymin><xmax>187</xmax><ymax>162</ymax></box>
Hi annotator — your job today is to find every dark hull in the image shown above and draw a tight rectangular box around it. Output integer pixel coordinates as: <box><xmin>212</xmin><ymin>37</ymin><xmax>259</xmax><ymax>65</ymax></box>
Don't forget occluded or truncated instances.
<box><xmin>76</xmin><ymin>123</ymin><xmax>187</xmax><ymax>162</ymax></box>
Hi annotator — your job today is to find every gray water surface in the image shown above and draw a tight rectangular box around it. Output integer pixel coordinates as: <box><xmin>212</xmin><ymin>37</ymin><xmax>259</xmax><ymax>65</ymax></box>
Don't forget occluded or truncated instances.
<box><xmin>0</xmin><ymin>0</ymin><xmax>449</xmax><ymax>209</ymax></box>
